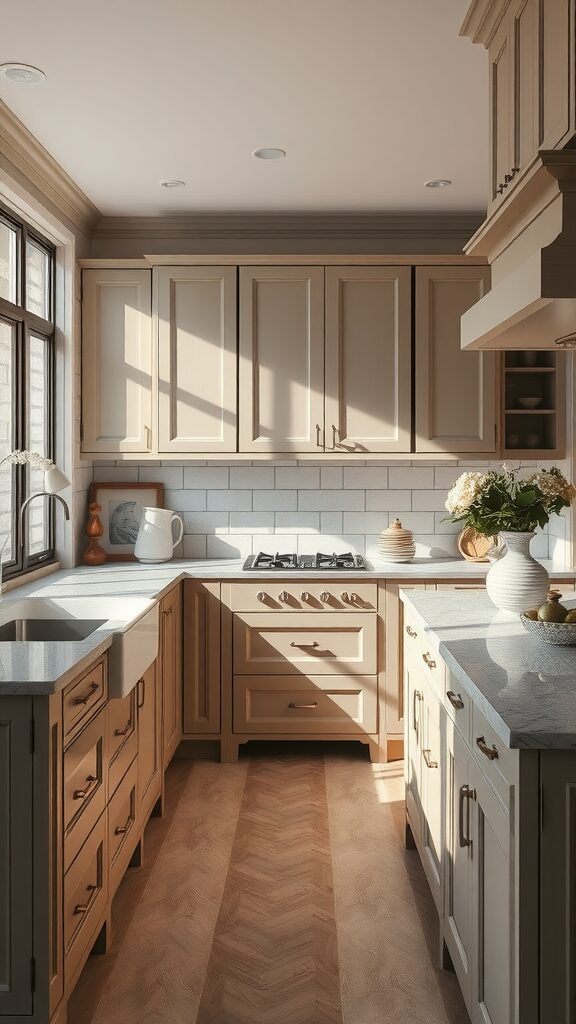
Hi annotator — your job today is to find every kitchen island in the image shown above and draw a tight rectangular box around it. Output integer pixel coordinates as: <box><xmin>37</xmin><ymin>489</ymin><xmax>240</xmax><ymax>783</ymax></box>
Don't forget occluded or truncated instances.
<box><xmin>400</xmin><ymin>588</ymin><xmax>576</xmax><ymax>1024</ymax></box>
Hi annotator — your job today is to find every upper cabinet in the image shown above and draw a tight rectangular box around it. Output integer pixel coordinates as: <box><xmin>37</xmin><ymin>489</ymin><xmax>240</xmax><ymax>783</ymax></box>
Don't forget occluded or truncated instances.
<box><xmin>238</xmin><ymin>267</ymin><xmax>325</xmax><ymax>453</ymax></box>
<box><xmin>324</xmin><ymin>267</ymin><xmax>412</xmax><ymax>453</ymax></box>
<box><xmin>157</xmin><ymin>266</ymin><xmax>237</xmax><ymax>453</ymax></box>
<box><xmin>82</xmin><ymin>268</ymin><xmax>152</xmax><ymax>453</ymax></box>
<box><xmin>415</xmin><ymin>267</ymin><xmax>496</xmax><ymax>454</ymax></box>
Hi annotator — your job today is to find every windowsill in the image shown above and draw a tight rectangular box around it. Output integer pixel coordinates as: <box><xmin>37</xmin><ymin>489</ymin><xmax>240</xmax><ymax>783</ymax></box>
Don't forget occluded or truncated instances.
<box><xmin>1</xmin><ymin>560</ymin><xmax>61</xmax><ymax>595</ymax></box>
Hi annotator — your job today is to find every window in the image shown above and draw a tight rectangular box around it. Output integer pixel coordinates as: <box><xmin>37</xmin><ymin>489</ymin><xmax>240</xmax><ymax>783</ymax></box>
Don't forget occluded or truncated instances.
<box><xmin>0</xmin><ymin>203</ymin><xmax>55</xmax><ymax>579</ymax></box>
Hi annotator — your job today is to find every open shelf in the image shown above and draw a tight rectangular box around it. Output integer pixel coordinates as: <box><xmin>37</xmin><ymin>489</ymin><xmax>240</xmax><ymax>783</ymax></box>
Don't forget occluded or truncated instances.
<box><xmin>501</xmin><ymin>351</ymin><xmax>565</xmax><ymax>458</ymax></box>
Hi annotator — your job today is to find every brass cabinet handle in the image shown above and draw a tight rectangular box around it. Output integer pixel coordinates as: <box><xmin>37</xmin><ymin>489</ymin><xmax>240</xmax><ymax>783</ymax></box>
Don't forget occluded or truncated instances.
<box><xmin>406</xmin><ymin>625</ymin><xmax>418</xmax><ymax>638</ymax></box>
<box><xmin>136</xmin><ymin>678</ymin><xmax>146</xmax><ymax>709</ymax></box>
<box><xmin>422</xmin><ymin>748</ymin><xmax>439</xmax><ymax>769</ymax></box>
<box><xmin>446</xmin><ymin>690</ymin><xmax>464</xmax><ymax>711</ymax></box>
<box><xmin>162</xmin><ymin>606</ymin><xmax>173</xmax><ymax>617</ymax></box>
<box><xmin>459</xmin><ymin>784</ymin><xmax>476</xmax><ymax>848</ymax></box>
<box><xmin>316</xmin><ymin>423</ymin><xmax>323</xmax><ymax>447</ymax></box>
<box><xmin>74</xmin><ymin>883</ymin><xmax>99</xmax><ymax>915</ymax></box>
<box><xmin>288</xmin><ymin>702</ymin><xmax>319</xmax><ymax>710</ymax></box>
<box><xmin>320</xmin><ymin>591</ymin><xmax>330</xmax><ymax>602</ymax></box>
<box><xmin>341</xmin><ymin>591</ymin><xmax>360</xmax><ymax>604</ymax></box>
<box><xmin>290</xmin><ymin>641</ymin><xmax>319</xmax><ymax>648</ymax></box>
<box><xmin>332</xmin><ymin>424</ymin><xmax>339</xmax><ymax>449</ymax></box>
<box><xmin>73</xmin><ymin>682</ymin><xmax>99</xmax><ymax>706</ymax></box>
<box><xmin>422</xmin><ymin>652</ymin><xmax>436</xmax><ymax>670</ymax></box>
<box><xmin>115</xmin><ymin>814</ymin><xmax>134</xmax><ymax>836</ymax></box>
<box><xmin>73</xmin><ymin>774</ymin><xmax>98</xmax><ymax>800</ymax></box>
<box><xmin>256</xmin><ymin>591</ymin><xmax>267</xmax><ymax>602</ymax></box>
<box><xmin>413</xmin><ymin>689</ymin><xmax>423</xmax><ymax>739</ymax></box>
<box><xmin>144</xmin><ymin>425</ymin><xmax>152</xmax><ymax>450</ymax></box>
<box><xmin>114</xmin><ymin>719</ymin><xmax>133</xmax><ymax>737</ymax></box>
<box><xmin>278</xmin><ymin>591</ymin><xmax>290</xmax><ymax>603</ymax></box>
<box><xmin>476</xmin><ymin>735</ymin><xmax>499</xmax><ymax>761</ymax></box>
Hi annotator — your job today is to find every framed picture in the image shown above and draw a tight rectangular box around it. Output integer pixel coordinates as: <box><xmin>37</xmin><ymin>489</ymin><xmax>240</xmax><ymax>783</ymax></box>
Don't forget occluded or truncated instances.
<box><xmin>88</xmin><ymin>482</ymin><xmax>164</xmax><ymax>561</ymax></box>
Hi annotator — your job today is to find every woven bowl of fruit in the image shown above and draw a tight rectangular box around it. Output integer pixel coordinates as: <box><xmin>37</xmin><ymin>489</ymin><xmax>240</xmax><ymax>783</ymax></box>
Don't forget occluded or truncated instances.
<box><xmin>521</xmin><ymin>590</ymin><xmax>576</xmax><ymax>645</ymax></box>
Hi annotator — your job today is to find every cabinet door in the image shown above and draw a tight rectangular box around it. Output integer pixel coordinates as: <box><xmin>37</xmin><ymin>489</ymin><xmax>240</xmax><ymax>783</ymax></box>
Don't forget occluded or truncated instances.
<box><xmin>415</xmin><ymin>267</ymin><xmax>495</xmax><ymax>453</ymax></box>
<box><xmin>421</xmin><ymin>683</ymin><xmax>444</xmax><ymax>912</ymax></box>
<box><xmin>539</xmin><ymin>0</ymin><xmax>571</xmax><ymax>149</ymax></box>
<box><xmin>511</xmin><ymin>0</ymin><xmax>538</xmax><ymax>179</ymax></box>
<box><xmin>404</xmin><ymin>645</ymin><xmax>424</xmax><ymax>847</ymax></box>
<box><xmin>160</xmin><ymin>585</ymin><xmax>182</xmax><ymax>768</ymax></box>
<box><xmin>183</xmin><ymin>581</ymin><xmax>221</xmax><ymax>734</ymax></box>
<box><xmin>324</xmin><ymin>267</ymin><xmax>411</xmax><ymax>453</ymax></box>
<box><xmin>489</xmin><ymin>14</ymin><xmax>513</xmax><ymax>206</ymax></box>
<box><xmin>157</xmin><ymin>267</ymin><xmax>237</xmax><ymax>452</ymax></box>
<box><xmin>470</xmin><ymin>760</ymin><xmax>514</xmax><ymax>1024</ymax></box>
<box><xmin>82</xmin><ymin>269</ymin><xmax>152</xmax><ymax>453</ymax></box>
<box><xmin>385</xmin><ymin>582</ymin><xmax>428</xmax><ymax>737</ymax></box>
<box><xmin>137</xmin><ymin>661</ymin><xmax>161</xmax><ymax>822</ymax></box>
<box><xmin>239</xmin><ymin>267</ymin><xmax>325</xmax><ymax>452</ymax></box>
<box><xmin>444</xmin><ymin>720</ymin><xmax>473</xmax><ymax>1010</ymax></box>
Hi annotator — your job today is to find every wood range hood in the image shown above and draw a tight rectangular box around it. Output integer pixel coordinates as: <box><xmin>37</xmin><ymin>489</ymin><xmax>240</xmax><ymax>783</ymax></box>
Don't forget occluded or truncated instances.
<box><xmin>461</xmin><ymin>151</ymin><xmax>576</xmax><ymax>350</ymax></box>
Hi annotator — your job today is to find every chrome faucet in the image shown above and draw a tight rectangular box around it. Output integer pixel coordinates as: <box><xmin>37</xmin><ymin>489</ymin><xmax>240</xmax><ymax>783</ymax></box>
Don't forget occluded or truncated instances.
<box><xmin>19</xmin><ymin>491</ymin><xmax>71</xmax><ymax>549</ymax></box>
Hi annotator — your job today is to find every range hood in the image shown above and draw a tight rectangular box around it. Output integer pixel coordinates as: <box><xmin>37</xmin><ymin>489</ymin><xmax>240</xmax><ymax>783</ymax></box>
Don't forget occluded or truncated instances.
<box><xmin>461</xmin><ymin>152</ymin><xmax>576</xmax><ymax>351</ymax></box>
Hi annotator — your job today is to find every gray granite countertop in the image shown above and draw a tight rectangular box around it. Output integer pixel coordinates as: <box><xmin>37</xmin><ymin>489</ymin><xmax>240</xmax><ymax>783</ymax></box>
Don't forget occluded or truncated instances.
<box><xmin>400</xmin><ymin>589</ymin><xmax>576</xmax><ymax>750</ymax></box>
<box><xmin>0</xmin><ymin>556</ymin><xmax>572</xmax><ymax>697</ymax></box>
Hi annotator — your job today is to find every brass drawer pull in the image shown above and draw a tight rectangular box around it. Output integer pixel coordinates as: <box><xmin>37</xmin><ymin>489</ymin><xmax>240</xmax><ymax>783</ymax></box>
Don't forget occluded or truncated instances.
<box><xmin>476</xmin><ymin>735</ymin><xmax>499</xmax><ymax>761</ymax></box>
<box><xmin>74</xmin><ymin>883</ymin><xmax>99</xmax><ymax>915</ymax></box>
<box><xmin>446</xmin><ymin>691</ymin><xmax>464</xmax><ymax>711</ymax></box>
<box><xmin>73</xmin><ymin>681</ymin><xmax>99</xmax><ymax>706</ymax></box>
<box><xmin>459</xmin><ymin>784</ymin><xmax>476</xmax><ymax>848</ymax></box>
<box><xmin>162</xmin><ymin>606</ymin><xmax>173</xmax><ymax>616</ymax></box>
<box><xmin>73</xmin><ymin>775</ymin><xmax>98</xmax><ymax>800</ymax></box>
<box><xmin>422</xmin><ymin>652</ymin><xmax>436</xmax><ymax>669</ymax></box>
<box><xmin>405</xmin><ymin>625</ymin><xmax>417</xmax><ymax>638</ymax></box>
<box><xmin>115</xmin><ymin>814</ymin><xmax>134</xmax><ymax>836</ymax></box>
<box><xmin>422</xmin><ymin>748</ymin><xmax>438</xmax><ymax>769</ymax></box>
<box><xmin>290</xmin><ymin>641</ymin><xmax>319</xmax><ymax>648</ymax></box>
<box><xmin>114</xmin><ymin>719</ymin><xmax>133</xmax><ymax>737</ymax></box>
<box><xmin>136</xmin><ymin>678</ymin><xmax>146</xmax><ymax>709</ymax></box>
<box><xmin>288</xmin><ymin>702</ymin><xmax>319</xmax><ymax>710</ymax></box>
<box><xmin>412</xmin><ymin>689</ymin><xmax>423</xmax><ymax>739</ymax></box>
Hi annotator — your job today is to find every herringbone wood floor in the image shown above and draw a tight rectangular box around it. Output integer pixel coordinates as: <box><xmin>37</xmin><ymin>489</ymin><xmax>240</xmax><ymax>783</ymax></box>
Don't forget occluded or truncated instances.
<box><xmin>68</xmin><ymin>745</ymin><xmax>469</xmax><ymax>1024</ymax></box>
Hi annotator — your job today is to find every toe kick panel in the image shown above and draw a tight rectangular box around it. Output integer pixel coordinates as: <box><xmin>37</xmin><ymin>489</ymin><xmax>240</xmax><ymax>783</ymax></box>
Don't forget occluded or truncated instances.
<box><xmin>234</xmin><ymin>675</ymin><xmax>378</xmax><ymax>734</ymax></box>
<box><xmin>233</xmin><ymin>612</ymin><xmax>377</xmax><ymax>675</ymax></box>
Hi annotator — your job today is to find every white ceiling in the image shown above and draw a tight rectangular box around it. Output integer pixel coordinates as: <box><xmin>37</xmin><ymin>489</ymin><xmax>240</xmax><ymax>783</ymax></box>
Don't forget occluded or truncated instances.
<box><xmin>0</xmin><ymin>0</ymin><xmax>487</xmax><ymax>217</ymax></box>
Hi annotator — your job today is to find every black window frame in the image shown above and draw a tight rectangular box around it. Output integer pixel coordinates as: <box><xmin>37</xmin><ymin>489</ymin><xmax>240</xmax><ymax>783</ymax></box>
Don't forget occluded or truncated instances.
<box><xmin>0</xmin><ymin>201</ymin><xmax>56</xmax><ymax>580</ymax></box>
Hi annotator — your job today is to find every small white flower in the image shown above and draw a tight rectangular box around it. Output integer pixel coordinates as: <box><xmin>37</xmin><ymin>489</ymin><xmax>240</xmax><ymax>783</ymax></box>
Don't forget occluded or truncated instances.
<box><xmin>0</xmin><ymin>450</ymin><xmax>54</xmax><ymax>472</ymax></box>
<box><xmin>445</xmin><ymin>471</ymin><xmax>488</xmax><ymax>515</ymax></box>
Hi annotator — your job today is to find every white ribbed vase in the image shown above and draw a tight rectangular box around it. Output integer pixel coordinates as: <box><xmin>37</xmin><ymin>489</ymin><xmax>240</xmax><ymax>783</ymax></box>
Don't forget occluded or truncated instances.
<box><xmin>485</xmin><ymin>531</ymin><xmax>549</xmax><ymax>616</ymax></box>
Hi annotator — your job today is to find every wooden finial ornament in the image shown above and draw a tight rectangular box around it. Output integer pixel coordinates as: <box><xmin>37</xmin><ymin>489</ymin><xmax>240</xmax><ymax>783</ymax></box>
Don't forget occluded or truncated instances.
<box><xmin>82</xmin><ymin>502</ymin><xmax>107</xmax><ymax>565</ymax></box>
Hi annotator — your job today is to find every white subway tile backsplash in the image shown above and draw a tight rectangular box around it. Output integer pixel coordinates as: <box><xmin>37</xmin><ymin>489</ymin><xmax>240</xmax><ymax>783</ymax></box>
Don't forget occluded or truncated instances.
<box><xmin>139</xmin><ymin>466</ymin><xmax>184</xmax><ymax>489</ymax></box>
<box><xmin>207</xmin><ymin>535</ymin><xmax>253</xmax><ymax>559</ymax></box>
<box><xmin>433</xmin><ymin>512</ymin><xmax>460</xmax><ymax>534</ymax></box>
<box><xmin>182</xmin><ymin>534</ymin><xmax>207</xmax><ymax>559</ymax></box>
<box><xmin>320</xmin><ymin>511</ymin><xmax>343</xmax><ymax>535</ymax></box>
<box><xmin>390</xmin><ymin>467</ymin><xmax>433</xmax><ymax>489</ymax></box>
<box><xmin>390</xmin><ymin>512</ymin><xmax>435</xmax><ymax>533</ymax></box>
<box><xmin>343</xmin><ymin>467</ymin><xmax>388</xmax><ymax>489</ymax></box>
<box><xmin>320</xmin><ymin>467</ymin><xmax>343</xmax><ymax>489</ymax></box>
<box><xmin>181</xmin><ymin>511</ymin><xmax>229</xmax><ymax>534</ymax></box>
<box><xmin>343</xmin><ymin>512</ymin><xmax>389</xmax><ymax>534</ymax></box>
<box><xmin>366</xmin><ymin>490</ymin><xmax>411</xmax><ymax>512</ymax></box>
<box><xmin>230</xmin><ymin>467</ymin><xmax>275</xmax><ymax>489</ymax></box>
<box><xmin>207</xmin><ymin>490</ymin><xmax>251</xmax><ymax>511</ymax></box>
<box><xmin>412</xmin><ymin>490</ymin><xmax>450</xmax><ymax>512</ymax></box>
<box><xmin>303</xmin><ymin>535</ymin><xmax>364</xmax><ymax>555</ymax></box>
<box><xmin>230</xmin><ymin>512</ymin><xmax>274</xmax><ymax>534</ymax></box>
<box><xmin>93</xmin><ymin>466</ymin><xmax>139</xmax><ymax>483</ymax></box>
<box><xmin>254</xmin><ymin>490</ymin><xmax>297</xmax><ymax>511</ymax></box>
<box><xmin>276</xmin><ymin>467</ymin><xmax>319</xmax><ymax>489</ymax></box>
<box><xmin>165</xmin><ymin>489</ymin><xmax>207</xmax><ymax>512</ymax></box>
<box><xmin>276</xmin><ymin>512</ymin><xmax>320</xmax><ymax>534</ymax></box>
<box><xmin>434</xmin><ymin>466</ymin><xmax>463</xmax><ymax>489</ymax></box>
<box><xmin>184</xmin><ymin>467</ymin><xmax>229</xmax><ymax>489</ymax></box>
<box><xmin>299</xmin><ymin>490</ymin><xmax>364</xmax><ymax>511</ymax></box>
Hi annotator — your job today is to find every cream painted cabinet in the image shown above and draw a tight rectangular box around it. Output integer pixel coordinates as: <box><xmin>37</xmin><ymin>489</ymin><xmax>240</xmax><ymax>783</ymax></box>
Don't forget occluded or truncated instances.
<box><xmin>444</xmin><ymin>719</ymin><xmax>473</xmax><ymax>1008</ymax></box>
<box><xmin>183</xmin><ymin>581</ymin><xmax>221</xmax><ymax>735</ymax></box>
<box><xmin>82</xmin><ymin>269</ymin><xmax>152</xmax><ymax>453</ymax></box>
<box><xmin>239</xmin><ymin>267</ymin><xmax>325</xmax><ymax>453</ymax></box>
<box><xmin>420</xmin><ymin>683</ymin><xmax>443</xmax><ymax>912</ymax></box>
<box><xmin>415</xmin><ymin>267</ymin><xmax>495</xmax><ymax>453</ymax></box>
<box><xmin>489</xmin><ymin>13</ymin><xmax>513</xmax><ymax>208</ymax></box>
<box><xmin>324</xmin><ymin>267</ymin><xmax>412</xmax><ymax>453</ymax></box>
<box><xmin>157</xmin><ymin>266</ymin><xmax>237</xmax><ymax>452</ymax></box>
<box><xmin>539</xmin><ymin>0</ymin><xmax>571</xmax><ymax>150</ymax></box>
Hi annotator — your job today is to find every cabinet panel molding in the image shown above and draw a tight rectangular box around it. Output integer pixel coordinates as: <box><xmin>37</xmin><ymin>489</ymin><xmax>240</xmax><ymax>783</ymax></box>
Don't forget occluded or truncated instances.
<box><xmin>183</xmin><ymin>581</ymin><xmax>221</xmax><ymax>734</ymax></box>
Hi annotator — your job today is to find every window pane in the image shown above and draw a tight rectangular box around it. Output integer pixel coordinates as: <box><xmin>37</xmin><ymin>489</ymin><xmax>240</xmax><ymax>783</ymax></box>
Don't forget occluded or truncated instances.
<box><xmin>0</xmin><ymin>320</ymin><xmax>15</xmax><ymax>563</ymax></box>
<box><xmin>26</xmin><ymin>240</ymin><xmax>50</xmax><ymax>319</ymax></box>
<box><xmin>0</xmin><ymin>221</ymin><xmax>17</xmax><ymax>305</ymax></box>
<box><xmin>27</xmin><ymin>333</ymin><xmax>50</xmax><ymax>556</ymax></box>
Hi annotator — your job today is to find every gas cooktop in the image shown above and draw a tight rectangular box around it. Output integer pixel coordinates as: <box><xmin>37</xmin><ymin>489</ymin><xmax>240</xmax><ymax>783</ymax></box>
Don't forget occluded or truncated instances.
<box><xmin>243</xmin><ymin>551</ymin><xmax>372</xmax><ymax>571</ymax></box>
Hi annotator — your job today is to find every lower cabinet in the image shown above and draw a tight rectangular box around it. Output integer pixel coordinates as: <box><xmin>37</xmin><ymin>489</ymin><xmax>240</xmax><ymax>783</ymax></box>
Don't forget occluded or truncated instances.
<box><xmin>160</xmin><ymin>585</ymin><xmax>182</xmax><ymax>767</ymax></box>
<box><xmin>183</xmin><ymin>580</ymin><xmax>221</xmax><ymax>735</ymax></box>
<box><xmin>137</xmin><ymin>660</ymin><xmax>162</xmax><ymax>824</ymax></box>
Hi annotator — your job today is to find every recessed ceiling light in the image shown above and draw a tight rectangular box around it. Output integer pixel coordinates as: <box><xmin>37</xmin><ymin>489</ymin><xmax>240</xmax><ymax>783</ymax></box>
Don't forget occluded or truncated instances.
<box><xmin>252</xmin><ymin>148</ymin><xmax>286</xmax><ymax>160</ymax></box>
<box><xmin>160</xmin><ymin>179</ymin><xmax>186</xmax><ymax>188</ymax></box>
<box><xmin>0</xmin><ymin>63</ymin><xmax>46</xmax><ymax>83</ymax></box>
<box><xmin>425</xmin><ymin>178</ymin><xmax>452</xmax><ymax>188</ymax></box>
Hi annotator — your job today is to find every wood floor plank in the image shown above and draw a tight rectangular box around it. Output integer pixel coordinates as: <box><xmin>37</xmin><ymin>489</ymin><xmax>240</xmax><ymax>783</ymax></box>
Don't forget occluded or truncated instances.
<box><xmin>196</xmin><ymin>749</ymin><xmax>343</xmax><ymax>1024</ymax></box>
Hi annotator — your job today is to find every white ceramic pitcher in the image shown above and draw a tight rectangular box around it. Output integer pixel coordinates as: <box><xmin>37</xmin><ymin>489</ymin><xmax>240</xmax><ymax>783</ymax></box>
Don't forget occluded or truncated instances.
<box><xmin>134</xmin><ymin>507</ymin><xmax>184</xmax><ymax>563</ymax></box>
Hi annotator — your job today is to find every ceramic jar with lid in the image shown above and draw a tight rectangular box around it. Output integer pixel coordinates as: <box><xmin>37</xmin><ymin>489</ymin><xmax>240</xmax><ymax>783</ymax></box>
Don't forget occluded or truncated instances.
<box><xmin>378</xmin><ymin>518</ymin><xmax>415</xmax><ymax>562</ymax></box>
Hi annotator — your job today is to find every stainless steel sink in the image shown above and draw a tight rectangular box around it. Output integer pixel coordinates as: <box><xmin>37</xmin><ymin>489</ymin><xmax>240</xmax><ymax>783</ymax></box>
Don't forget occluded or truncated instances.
<box><xmin>0</xmin><ymin>618</ymin><xmax>106</xmax><ymax>642</ymax></box>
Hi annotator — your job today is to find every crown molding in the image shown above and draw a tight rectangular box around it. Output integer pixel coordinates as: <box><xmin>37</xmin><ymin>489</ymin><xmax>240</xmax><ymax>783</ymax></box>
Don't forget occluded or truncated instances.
<box><xmin>0</xmin><ymin>100</ymin><xmax>100</xmax><ymax>237</ymax></box>
<box><xmin>460</xmin><ymin>0</ymin><xmax>511</xmax><ymax>45</ymax></box>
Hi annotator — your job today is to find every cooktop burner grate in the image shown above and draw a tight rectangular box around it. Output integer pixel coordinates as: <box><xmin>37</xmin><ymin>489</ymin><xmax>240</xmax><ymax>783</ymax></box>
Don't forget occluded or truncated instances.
<box><xmin>243</xmin><ymin>551</ymin><xmax>371</xmax><ymax>571</ymax></box>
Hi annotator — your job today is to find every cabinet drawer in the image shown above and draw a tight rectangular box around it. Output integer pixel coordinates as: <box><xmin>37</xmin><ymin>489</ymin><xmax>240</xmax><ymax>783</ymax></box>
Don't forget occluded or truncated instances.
<box><xmin>233</xmin><ymin>612</ymin><xmax>377</xmax><ymax>675</ymax></box>
<box><xmin>63</xmin><ymin>659</ymin><xmax>106</xmax><ymax>743</ymax></box>
<box><xmin>403</xmin><ymin>607</ymin><xmax>424</xmax><ymax>660</ymax></box>
<box><xmin>64</xmin><ymin>709</ymin><xmax>107</xmax><ymax>872</ymax></box>
<box><xmin>444</xmin><ymin>670</ymin><xmax>471</xmax><ymax>744</ymax></box>
<box><xmin>64</xmin><ymin>813</ymin><xmax>107</xmax><ymax>991</ymax></box>
<box><xmin>229</xmin><ymin>582</ymin><xmax>377</xmax><ymax>612</ymax></box>
<box><xmin>108</xmin><ymin>691</ymin><xmax>138</xmax><ymax>797</ymax></box>
<box><xmin>416</xmin><ymin>642</ymin><xmax>444</xmax><ymax>701</ymax></box>
<box><xmin>108</xmin><ymin>759</ymin><xmax>138</xmax><ymax>898</ymax></box>
<box><xmin>471</xmin><ymin>702</ymin><xmax>517</xmax><ymax>808</ymax></box>
<box><xmin>234</xmin><ymin>675</ymin><xmax>377</xmax><ymax>734</ymax></box>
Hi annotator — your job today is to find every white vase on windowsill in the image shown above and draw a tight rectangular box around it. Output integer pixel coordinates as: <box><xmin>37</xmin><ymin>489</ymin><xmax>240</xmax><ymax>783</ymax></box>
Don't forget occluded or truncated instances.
<box><xmin>485</xmin><ymin>531</ymin><xmax>549</xmax><ymax>616</ymax></box>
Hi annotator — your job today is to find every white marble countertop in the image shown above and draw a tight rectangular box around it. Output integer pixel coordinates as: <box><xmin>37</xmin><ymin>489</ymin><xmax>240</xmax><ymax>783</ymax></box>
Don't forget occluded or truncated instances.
<box><xmin>400</xmin><ymin>589</ymin><xmax>576</xmax><ymax>750</ymax></box>
<box><xmin>0</xmin><ymin>556</ymin><xmax>573</xmax><ymax>696</ymax></box>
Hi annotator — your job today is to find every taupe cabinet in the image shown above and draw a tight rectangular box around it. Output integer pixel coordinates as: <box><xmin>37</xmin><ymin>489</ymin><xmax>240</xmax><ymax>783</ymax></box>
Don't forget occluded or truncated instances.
<box><xmin>81</xmin><ymin>260</ymin><xmax>496</xmax><ymax>458</ymax></box>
